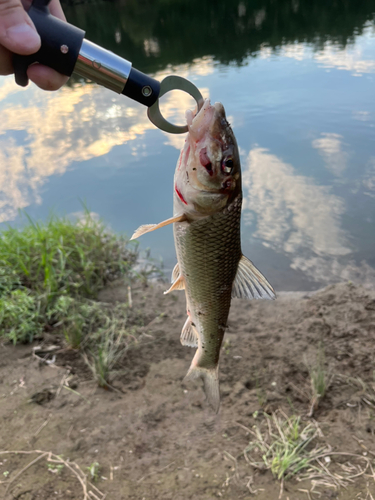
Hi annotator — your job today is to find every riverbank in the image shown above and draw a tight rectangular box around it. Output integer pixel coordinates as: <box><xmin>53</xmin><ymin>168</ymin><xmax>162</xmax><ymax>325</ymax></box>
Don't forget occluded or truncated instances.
<box><xmin>1</xmin><ymin>280</ymin><xmax>375</xmax><ymax>499</ymax></box>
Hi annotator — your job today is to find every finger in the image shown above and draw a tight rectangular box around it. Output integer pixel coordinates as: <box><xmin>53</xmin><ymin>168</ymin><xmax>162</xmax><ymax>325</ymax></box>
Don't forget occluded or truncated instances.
<box><xmin>0</xmin><ymin>42</ymin><xmax>12</xmax><ymax>74</ymax></box>
<box><xmin>48</xmin><ymin>0</ymin><xmax>66</xmax><ymax>21</ymax></box>
<box><xmin>0</xmin><ymin>0</ymin><xmax>41</xmax><ymax>54</ymax></box>
<box><xmin>25</xmin><ymin>0</ymin><xmax>68</xmax><ymax>90</ymax></box>
<box><xmin>27</xmin><ymin>63</ymin><xmax>68</xmax><ymax>91</ymax></box>
<box><xmin>20</xmin><ymin>0</ymin><xmax>66</xmax><ymax>20</ymax></box>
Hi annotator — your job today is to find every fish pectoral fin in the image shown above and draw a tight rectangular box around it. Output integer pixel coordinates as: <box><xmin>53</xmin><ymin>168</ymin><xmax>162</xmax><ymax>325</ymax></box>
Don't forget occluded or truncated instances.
<box><xmin>130</xmin><ymin>214</ymin><xmax>187</xmax><ymax>240</ymax></box>
<box><xmin>164</xmin><ymin>274</ymin><xmax>185</xmax><ymax>294</ymax></box>
<box><xmin>185</xmin><ymin>363</ymin><xmax>220</xmax><ymax>413</ymax></box>
<box><xmin>232</xmin><ymin>255</ymin><xmax>276</xmax><ymax>300</ymax></box>
<box><xmin>180</xmin><ymin>317</ymin><xmax>198</xmax><ymax>347</ymax></box>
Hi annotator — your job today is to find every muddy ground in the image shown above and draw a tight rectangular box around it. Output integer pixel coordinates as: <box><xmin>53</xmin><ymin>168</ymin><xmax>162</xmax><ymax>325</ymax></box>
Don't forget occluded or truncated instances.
<box><xmin>1</xmin><ymin>281</ymin><xmax>375</xmax><ymax>500</ymax></box>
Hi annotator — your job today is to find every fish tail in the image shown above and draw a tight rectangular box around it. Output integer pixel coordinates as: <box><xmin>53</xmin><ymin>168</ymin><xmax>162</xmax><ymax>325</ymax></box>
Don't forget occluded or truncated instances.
<box><xmin>185</xmin><ymin>364</ymin><xmax>220</xmax><ymax>413</ymax></box>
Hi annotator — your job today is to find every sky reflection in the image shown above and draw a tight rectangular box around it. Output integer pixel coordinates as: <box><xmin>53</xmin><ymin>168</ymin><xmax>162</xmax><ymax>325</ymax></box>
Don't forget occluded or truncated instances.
<box><xmin>243</xmin><ymin>147</ymin><xmax>350</xmax><ymax>258</ymax></box>
<box><xmin>0</xmin><ymin>11</ymin><xmax>375</xmax><ymax>290</ymax></box>
<box><xmin>0</xmin><ymin>71</ymin><xmax>209</xmax><ymax>223</ymax></box>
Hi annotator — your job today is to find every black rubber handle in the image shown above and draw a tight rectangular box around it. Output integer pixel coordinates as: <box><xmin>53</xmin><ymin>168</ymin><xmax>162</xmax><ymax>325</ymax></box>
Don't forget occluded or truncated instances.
<box><xmin>122</xmin><ymin>67</ymin><xmax>160</xmax><ymax>107</ymax></box>
<box><xmin>13</xmin><ymin>0</ymin><xmax>85</xmax><ymax>86</ymax></box>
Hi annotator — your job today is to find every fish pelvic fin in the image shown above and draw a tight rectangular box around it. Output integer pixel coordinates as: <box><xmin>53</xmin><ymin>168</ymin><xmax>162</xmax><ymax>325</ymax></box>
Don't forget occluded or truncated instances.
<box><xmin>232</xmin><ymin>255</ymin><xmax>276</xmax><ymax>300</ymax></box>
<box><xmin>164</xmin><ymin>275</ymin><xmax>185</xmax><ymax>294</ymax></box>
<box><xmin>180</xmin><ymin>317</ymin><xmax>198</xmax><ymax>347</ymax></box>
<box><xmin>185</xmin><ymin>364</ymin><xmax>220</xmax><ymax>413</ymax></box>
<box><xmin>130</xmin><ymin>214</ymin><xmax>187</xmax><ymax>240</ymax></box>
<box><xmin>164</xmin><ymin>264</ymin><xmax>185</xmax><ymax>294</ymax></box>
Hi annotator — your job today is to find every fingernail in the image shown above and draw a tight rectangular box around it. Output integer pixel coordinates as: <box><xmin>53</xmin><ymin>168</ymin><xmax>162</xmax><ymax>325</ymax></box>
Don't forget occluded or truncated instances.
<box><xmin>6</xmin><ymin>23</ymin><xmax>41</xmax><ymax>50</ymax></box>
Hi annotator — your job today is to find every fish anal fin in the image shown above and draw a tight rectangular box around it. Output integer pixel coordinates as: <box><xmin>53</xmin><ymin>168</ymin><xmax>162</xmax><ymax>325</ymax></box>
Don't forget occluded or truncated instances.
<box><xmin>130</xmin><ymin>214</ymin><xmax>187</xmax><ymax>240</ymax></box>
<box><xmin>232</xmin><ymin>255</ymin><xmax>276</xmax><ymax>300</ymax></box>
<box><xmin>180</xmin><ymin>317</ymin><xmax>198</xmax><ymax>347</ymax></box>
<box><xmin>185</xmin><ymin>362</ymin><xmax>220</xmax><ymax>413</ymax></box>
<box><xmin>164</xmin><ymin>274</ymin><xmax>185</xmax><ymax>294</ymax></box>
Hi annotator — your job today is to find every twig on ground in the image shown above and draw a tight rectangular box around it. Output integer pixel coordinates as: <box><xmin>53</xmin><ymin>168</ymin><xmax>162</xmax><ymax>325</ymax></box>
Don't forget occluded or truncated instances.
<box><xmin>30</xmin><ymin>415</ymin><xmax>51</xmax><ymax>444</ymax></box>
<box><xmin>245</xmin><ymin>475</ymin><xmax>264</xmax><ymax>494</ymax></box>
<box><xmin>278</xmin><ymin>477</ymin><xmax>284</xmax><ymax>499</ymax></box>
<box><xmin>298</xmin><ymin>489</ymin><xmax>312</xmax><ymax>500</ymax></box>
<box><xmin>0</xmin><ymin>450</ymin><xmax>105</xmax><ymax>500</ymax></box>
<box><xmin>137</xmin><ymin>462</ymin><xmax>175</xmax><ymax>483</ymax></box>
<box><xmin>63</xmin><ymin>385</ymin><xmax>91</xmax><ymax>404</ymax></box>
<box><xmin>4</xmin><ymin>452</ymin><xmax>48</xmax><ymax>495</ymax></box>
<box><xmin>56</xmin><ymin>368</ymin><xmax>71</xmax><ymax>397</ymax></box>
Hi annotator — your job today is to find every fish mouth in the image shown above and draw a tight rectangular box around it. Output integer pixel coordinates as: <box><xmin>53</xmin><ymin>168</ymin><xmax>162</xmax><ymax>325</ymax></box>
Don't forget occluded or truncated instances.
<box><xmin>183</xmin><ymin>182</ymin><xmax>225</xmax><ymax>196</ymax></box>
<box><xmin>175</xmin><ymin>182</ymin><xmax>227</xmax><ymax>207</ymax></box>
<box><xmin>191</xmin><ymin>180</ymin><xmax>232</xmax><ymax>197</ymax></box>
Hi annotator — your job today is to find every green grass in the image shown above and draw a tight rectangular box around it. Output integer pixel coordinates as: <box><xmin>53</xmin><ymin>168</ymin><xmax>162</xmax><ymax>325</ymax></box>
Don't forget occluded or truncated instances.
<box><xmin>82</xmin><ymin>303</ymin><xmax>135</xmax><ymax>388</ymax></box>
<box><xmin>87</xmin><ymin>462</ymin><xmax>101</xmax><ymax>482</ymax></box>
<box><xmin>306</xmin><ymin>346</ymin><xmax>333</xmax><ymax>417</ymax></box>
<box><xmin>0</xmin><ymin>211</ymin><xmax>157</xmax><ymax>387</ymax></box>
<box><xmin>244</xmin><ymin>410</ymin><xmax>327</xmax><ymax>481</ymax></box>
<box><xmin>238</xmin><ymin>409</ymin><xmax>373</xmax><ymax>495</ymax></box>
<box><xmin>0</xmin><ymin>211</ymin><xmax>138</xmax><ymax>345</ymax></box>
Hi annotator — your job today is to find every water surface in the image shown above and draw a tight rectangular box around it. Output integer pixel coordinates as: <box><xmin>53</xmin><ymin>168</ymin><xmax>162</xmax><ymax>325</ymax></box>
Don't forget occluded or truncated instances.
<box><xmin>1</xmin><ymin>0</ymin><xmax>375</xmax><ymax>291</ymax></box>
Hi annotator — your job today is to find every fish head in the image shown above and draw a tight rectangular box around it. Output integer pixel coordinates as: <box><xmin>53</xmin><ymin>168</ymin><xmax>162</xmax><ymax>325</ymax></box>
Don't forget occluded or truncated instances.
<box><xmin>174</xmin><ymin>99</ymin><xmax>241</xmax><ymax>216</ymax></box>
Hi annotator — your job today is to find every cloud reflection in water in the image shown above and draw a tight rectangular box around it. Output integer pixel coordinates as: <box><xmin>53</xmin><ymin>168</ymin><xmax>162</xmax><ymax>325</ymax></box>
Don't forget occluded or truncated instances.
<box><xmin>0</xmin><ymin>67</ymin><xmax>209</xmax><ymax>223</ymax></box>
<box><xmin>240</xmin><ymin>147</ymin><xmax>375</xmax><ymax>285</ymax></box>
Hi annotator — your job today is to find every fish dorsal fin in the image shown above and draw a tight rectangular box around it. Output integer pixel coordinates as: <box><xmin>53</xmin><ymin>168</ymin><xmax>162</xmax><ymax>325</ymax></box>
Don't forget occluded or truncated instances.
<box><xmin>164</xmin><ymin>274</ymin><xmax>185</xmax><ymax>294</ymax></box>
<box><xmin>180</xmin><ymin>317</ymin><xmax>198</xmax><ymax>347</ymax></box>
<box><xmin>232</xmin><ymin>255</ymin><xmax>276</xmax><ymax>300</ymax></box>
<box><xmin>130</xmin><ymin>214</ymin><xmax>187</xmax><ymax>240</ymax></box>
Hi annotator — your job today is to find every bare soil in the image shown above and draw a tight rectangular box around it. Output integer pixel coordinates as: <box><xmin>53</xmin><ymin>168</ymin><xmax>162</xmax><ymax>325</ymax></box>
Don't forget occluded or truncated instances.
<box><xmin>1</xmin><ymin>281</ymin><xmax>375</xmax><ymax>500</ymax></box>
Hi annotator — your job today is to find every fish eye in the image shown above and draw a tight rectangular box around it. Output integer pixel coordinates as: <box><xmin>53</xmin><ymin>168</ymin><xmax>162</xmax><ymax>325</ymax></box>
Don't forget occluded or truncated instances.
<box><xmin>222</xmin><ymin>157</ymin><xmax>233</xmax><ymax>174</ymax></box>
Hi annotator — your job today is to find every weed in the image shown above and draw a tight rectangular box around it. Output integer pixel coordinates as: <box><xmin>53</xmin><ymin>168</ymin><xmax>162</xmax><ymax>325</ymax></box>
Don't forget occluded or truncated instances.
<box><xmin>0</xmin><ymin>211</ymin><xmax>138</xmax><ymax>344</ymax></box>
<box><xmin>47</xmin><ymin>463</ymin><xmax>64</xmax><ymax>474</ymax></box>
<box><xmin>306</xmin><ymin>345</ymin><xmax>332</xmax><ymax>417</ymax></box>
<box><xmin>87</xmin><ymin>462</ymin><xmax>100</xmax><ymax>482</ymax></box>
<box><xmin>339</xmin><ymin>374</ymin><xmax>375</xmax><ymax>410</ymax></box>
<box><xmin>244</xmin><ymin>410</ymin><xmax>327</xmax><ymax>481</ymax></box>
<box><xmin>241</xmin><ymin>410</ymin><xmax>375</xmax><ymax>496</ymax></box>
<box><xmin>0</xmin><ymin>289</ymin><xmax>42</xmax><ymax>343</ymax></box>
<box><xmin>254</xmin><ymin>375</ymin><xmax>267</xmax><ymax>409</ymax></box>
<box><xmin>56</xmin><ymin>298</ymin><xmax>110</xmax><ymax>349</ymax></box>
<box><xmin>82</xmin><ymin>303</ymin><xmax>135</xmax><ymax>388</ymax></box>
<box><xmin>222</xmin><ymin>339</ymin><xmax>231</xmax><ymax>355</ymax></box>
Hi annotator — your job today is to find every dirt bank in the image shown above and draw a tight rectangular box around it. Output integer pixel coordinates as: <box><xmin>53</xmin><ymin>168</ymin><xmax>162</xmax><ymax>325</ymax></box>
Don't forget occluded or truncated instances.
<box><xmin>1</xmin><ymin>281</ymin><xmax>375</xmax><ymax>499</ymax></box>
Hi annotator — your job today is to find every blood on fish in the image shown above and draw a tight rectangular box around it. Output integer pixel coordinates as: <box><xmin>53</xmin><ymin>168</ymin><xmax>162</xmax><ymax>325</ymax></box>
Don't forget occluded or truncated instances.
<box><xmin>185</xmin><ymin>145</ymin><xmax>190</xmax><ymax>162</ymax></box>
<box><xmin>177</xmin><ymin>152</ymin><xmax>183</xmax><ymax>171</ymax></box>
<box><xmin>178</xmin><ymin>145</ymin><xmax>190</xmax><ymax>172</ymax></box>
<box><xmin>175</xmin><ymin>185</ymin><xmax>188</xmax><ymax>205</ymax></box>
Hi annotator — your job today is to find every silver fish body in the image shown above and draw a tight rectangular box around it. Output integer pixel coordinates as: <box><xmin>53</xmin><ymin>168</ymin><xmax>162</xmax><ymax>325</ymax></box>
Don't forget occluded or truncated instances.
<box><xmin>173</xmin><ymin>195</ymin><xmax>242</xmax><ymax>406</ymax></box>
<box><xmin>131</xmin><ymin>99</ymin><xmax>275</xmax><ymax>411</ymax></box>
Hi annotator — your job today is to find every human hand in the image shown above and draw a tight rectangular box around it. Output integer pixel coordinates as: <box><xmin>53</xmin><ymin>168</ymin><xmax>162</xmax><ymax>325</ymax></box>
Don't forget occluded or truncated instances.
<box><xmin>0</xmin><ymin>0</ymin><xmax>68</xmax><ymax>90</ymax></box>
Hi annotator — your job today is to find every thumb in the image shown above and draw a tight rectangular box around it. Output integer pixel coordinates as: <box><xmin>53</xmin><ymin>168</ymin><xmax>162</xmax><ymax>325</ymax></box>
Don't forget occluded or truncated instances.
<box><xmin>0</xmin><ymin>0</ymin><xmax>41</xmax><ymax>54</ymax></box>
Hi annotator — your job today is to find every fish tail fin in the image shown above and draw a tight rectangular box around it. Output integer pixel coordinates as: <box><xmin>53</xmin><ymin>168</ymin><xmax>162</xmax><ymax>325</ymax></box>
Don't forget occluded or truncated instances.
<box><xmin>185</xmin><ymin>364</ymin><xmax>220</xmax><ymax>413</ymax></box>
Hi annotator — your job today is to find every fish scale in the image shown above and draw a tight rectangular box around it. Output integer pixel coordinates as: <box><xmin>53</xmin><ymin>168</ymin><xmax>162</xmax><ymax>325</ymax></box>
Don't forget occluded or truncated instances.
<box><xmin>174</xmin><ymin>194</ymin><xmax>242</xmax><ymax>369</ymax></box>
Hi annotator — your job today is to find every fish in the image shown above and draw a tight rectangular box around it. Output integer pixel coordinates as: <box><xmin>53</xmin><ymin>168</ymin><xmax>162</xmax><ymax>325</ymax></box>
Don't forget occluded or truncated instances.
<box><xmin>131</xmin><ymin>99</ymin><xmax>275</xmax><ymax>412</ymax></box>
